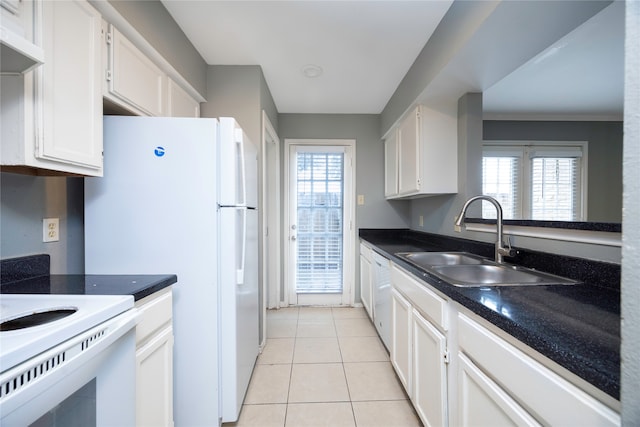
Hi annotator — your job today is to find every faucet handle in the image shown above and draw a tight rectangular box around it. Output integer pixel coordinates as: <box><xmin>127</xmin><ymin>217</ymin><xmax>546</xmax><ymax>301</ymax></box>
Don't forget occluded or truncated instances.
<box><xmin>500</xmin><ymin>236</ymin><xmax>516</xmax><ymax>258</ymax></box>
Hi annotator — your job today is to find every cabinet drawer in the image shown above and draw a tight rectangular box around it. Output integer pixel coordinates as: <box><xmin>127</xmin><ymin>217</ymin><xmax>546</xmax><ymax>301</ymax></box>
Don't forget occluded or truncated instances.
<box><xmin>391</xmin><ymin>265</ymin><xmax>447</xmax><ymax>331</ymax></box>
<box><xmin>458</xmin><ymin>313</ymin><xmax>619</xmax><ymax>426</ymax></box>
<box><xmin>135</xmin><ymin>288</ymin><xmax>173</xmax><ymax>345</ymax></box>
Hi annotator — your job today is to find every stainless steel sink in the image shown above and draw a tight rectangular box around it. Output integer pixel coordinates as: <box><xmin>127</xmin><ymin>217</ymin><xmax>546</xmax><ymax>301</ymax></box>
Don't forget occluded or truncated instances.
<box><xmin>429</xmin><ymin>264</ymin><xmax>579</xmax><ymax>287</ymax></box>
<box><xmin>395</xmin><ymin>251</ymin><xmax>488</xmax><ymax>268</ymax></box>
<box><xmin>395</xmin><ymin>251</ymin><xmax>578</xmax><ymax>287</ymax></box>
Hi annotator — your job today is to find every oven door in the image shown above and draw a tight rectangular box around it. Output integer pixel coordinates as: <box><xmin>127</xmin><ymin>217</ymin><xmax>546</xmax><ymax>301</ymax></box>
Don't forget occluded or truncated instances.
<box><xmin>0</xmin><ymin>309</ymin><xmax>138</xmax><ymax>427</ymax></box>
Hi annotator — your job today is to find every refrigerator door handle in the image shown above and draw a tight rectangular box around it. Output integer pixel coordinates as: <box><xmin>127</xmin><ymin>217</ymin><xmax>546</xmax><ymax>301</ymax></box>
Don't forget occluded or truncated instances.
<box><xmin>236</xmin><ymin>207</ymin><xmax>247</xmax><ymax>286</ymax></box>
<box><xmin>235</xmin><ymin>130</ymin><xmax>247</xmax><ymax>206</ymax></box>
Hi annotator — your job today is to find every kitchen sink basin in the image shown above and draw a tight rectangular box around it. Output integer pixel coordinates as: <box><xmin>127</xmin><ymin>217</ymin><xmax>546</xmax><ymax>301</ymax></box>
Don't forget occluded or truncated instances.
<box><xmin>395</xmin><ymin>251</ymin><xmax>488</xmax><ymax>268</ymax></box>
<box><xmin>395</xmin><ymin>251</ymin><xmax>578</xmax><ymax>287</ymax></box>
<box><xmin>429</xmin><ymin>264</ymin><xmax>579</xmax><ymax>287</ymax></box>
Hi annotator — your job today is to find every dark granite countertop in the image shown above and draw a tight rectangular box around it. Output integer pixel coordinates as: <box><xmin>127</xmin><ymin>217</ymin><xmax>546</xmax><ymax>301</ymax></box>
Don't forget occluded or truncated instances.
<box><xmin>1</xmin><ymin>254</ymin><xmax>177</xmax><ymax>301</ymax></box>
<box><xmin>0</xmin><ymin>274</ymin><xmax>177</xmax><ymax>301</ymax></box>
<box><xmin>359</xmin><ymin>229</ymin><xmax>620</xmax><ymax>400</ymax></box>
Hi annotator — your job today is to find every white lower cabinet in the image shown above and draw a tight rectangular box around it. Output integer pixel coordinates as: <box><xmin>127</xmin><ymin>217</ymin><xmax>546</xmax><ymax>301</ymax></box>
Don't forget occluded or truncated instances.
<box><xmin>135</xmin><ymin>288</ymin><xmax>174</xmax><ymax>427</ymax></box>
<box><xmin>458</xmin><ymin>352</ymin><xmax>540</xmax><ymax>427</ymax></box>
<box><xmin>359</xmin><ymin>243</ymin><xmax>373</xmax><ymax>320</ymax></box>
<box><xmin>390</xmin><ymin>265</ymin><xmax>449</xmax><ymax>427</ymax></box>
<box><xmin>458</xmin><ymin>313</ymin><xmax>620</xmax><ymax>427</ymax></box>
<box><xmin>391</xmin><ymin>289</ymin><xmax>411</xmax><ymax>392</ymax></box>
<box><xmin>387</xmin><ymin>261</ymin><xmax>620</xmax><ymax>427</ymax></box>
<box><xmin>413</xmin><ymin>308</ymin><xmax>448</xmax><ymax>427</ymax></box>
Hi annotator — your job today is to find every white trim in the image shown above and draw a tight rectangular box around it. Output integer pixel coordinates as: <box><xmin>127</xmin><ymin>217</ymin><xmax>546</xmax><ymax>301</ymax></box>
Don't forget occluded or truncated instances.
<box><xmin>463</xmin><ymin>223</ymin><xmax>621</xmax><ymax>247</ymax></box>
<box><xmin>284</xmin><ymin>139</ymin><xmax>356</xmax><ymax>307</ymax></box>
<box><xmin>261</xmin><ymin>112</ymin><xmax>281</xmax><ymax>315</ymax></box>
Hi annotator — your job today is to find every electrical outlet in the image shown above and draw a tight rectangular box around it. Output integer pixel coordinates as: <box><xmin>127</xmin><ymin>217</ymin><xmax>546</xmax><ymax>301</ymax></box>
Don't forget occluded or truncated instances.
<box><xmin>357</xmin><ymin>195</ymin><xmax>365</xmax><ymax>205</ymax></box>
<box><xmin>419</xmin><ymin>215</ymin><xmax>424</xmax><ymax>227</ymax></box>
<box><xmin>43</xmin><ymin>218</ymin><xmax>59</xmax><ymax>242</ymax></box>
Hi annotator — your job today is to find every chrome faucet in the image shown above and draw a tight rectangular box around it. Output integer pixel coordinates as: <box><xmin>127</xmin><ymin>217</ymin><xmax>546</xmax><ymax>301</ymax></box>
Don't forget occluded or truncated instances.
<box><xmin>454</xmin><ymin>195</ymin><xmax>515</xmax><ymax>263</ymax></box>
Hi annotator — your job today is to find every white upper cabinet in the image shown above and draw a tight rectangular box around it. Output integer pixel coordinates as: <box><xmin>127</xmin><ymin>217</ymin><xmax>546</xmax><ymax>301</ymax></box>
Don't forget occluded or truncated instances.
<box><xmin>39</xmin><ymin>0</ymin><xmax>102</xmax><ymax>171</ymax></box>
<box><xmin>384</xmin><ymin>129</ymin><xmax>399</xmax><ymax>198</ymax></box>
<box><xmin>105</xmin><ymin>24</ymin><xmax>166</xmax><ymax>117</ymax></box>
<box><xmin>385</xmin><ymin>105</ymin><xmax>458</xmax><ymax>199</ymax></box>
<box><xmin>102</xmin><ymin>23</ymin><xmax>201</xmax><ymax>118</ymax></box>
<box><xmin>1</xmin><ymin>0</ymin><xmax>43</xmax><ymax>73</ymax></box>
<box><xmin>1</xmin><ymin>0</ymin><xmax>103</xmax><ymax>176</ymax></box>
<box><xmin>168</xmin><ymin>78</ymin><xmax>200</xmax><ymax>117</ymax></box>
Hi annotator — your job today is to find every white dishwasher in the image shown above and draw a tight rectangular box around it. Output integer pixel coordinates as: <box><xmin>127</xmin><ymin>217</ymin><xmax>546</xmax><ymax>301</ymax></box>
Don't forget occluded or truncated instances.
<box><xmin>372</xmin><ymin>251</ymin><xmax>391</xmax><ymax>351</ymax></box>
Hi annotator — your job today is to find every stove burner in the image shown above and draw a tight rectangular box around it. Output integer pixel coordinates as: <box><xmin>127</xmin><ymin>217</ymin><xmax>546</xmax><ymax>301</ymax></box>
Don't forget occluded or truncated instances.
<box><xmin>1</xmin><ymin>308</ymin><xmax>78</xmax><ymax>331</ymax></box>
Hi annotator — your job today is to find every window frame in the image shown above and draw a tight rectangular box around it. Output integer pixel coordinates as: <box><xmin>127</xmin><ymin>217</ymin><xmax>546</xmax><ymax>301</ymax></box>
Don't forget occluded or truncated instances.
<box><xmin>482</xmin><ymin>141</ymin><xmax>588</xmax><ymax>221</ymax></box>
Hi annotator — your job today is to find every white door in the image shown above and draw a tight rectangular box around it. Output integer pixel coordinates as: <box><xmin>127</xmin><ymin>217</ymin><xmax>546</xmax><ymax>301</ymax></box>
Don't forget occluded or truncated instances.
<box><xmin>285</xmin><ymin>140</ymin><xmax>355</xmax><ymax>306</ymax></box>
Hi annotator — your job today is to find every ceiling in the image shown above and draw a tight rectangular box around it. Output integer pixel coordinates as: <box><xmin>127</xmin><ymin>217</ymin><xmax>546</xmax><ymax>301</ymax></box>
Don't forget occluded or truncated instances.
<box><xmin>483</xmin><ymin>0</ymin><xmax>624</xmax><ymax>120</ymax></box>
<box><xmin>161</xmin><ymin>1</ymin><xmax>624</xmax><ymax>118</ymax></box>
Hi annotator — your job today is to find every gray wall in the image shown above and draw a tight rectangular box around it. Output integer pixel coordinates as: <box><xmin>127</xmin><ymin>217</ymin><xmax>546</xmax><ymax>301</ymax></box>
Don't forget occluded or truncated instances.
<box><xmin>483</xmin><ymin>120</ymin><xmax>623</xmax><ymax>223</ymax></box>
<box><xmin>106</xmin><ymin>0</ymin><xmax>207</xmax><ymax>97</ymax></box>
<box><xmin>0</xmin><ymin>173</ymin><xmax>84</xmax><ymax>273</ymax></box>
<box><xmin>201</xmin><ymin>65</ymin><xmax>275</xmax><ymax>146</ymax></box>
<box><xmin>622</xmin><ymin>1</ymin><xmax>639</xmax><ymax>425</ymax></box>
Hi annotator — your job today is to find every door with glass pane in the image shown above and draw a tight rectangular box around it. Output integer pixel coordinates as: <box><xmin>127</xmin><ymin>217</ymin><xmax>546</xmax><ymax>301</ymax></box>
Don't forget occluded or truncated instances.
<box><xmin>287</xmin><ymin>143</ymin><xmax>353</xmax><ymax>306</ymax></box>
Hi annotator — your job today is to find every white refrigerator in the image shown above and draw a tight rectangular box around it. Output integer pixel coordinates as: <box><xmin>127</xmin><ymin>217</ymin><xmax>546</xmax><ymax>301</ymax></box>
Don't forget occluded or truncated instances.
<box><xmin>84</xmin><ymin>116</ymin><xmax>259</xmax><ymax>426</ymax></box>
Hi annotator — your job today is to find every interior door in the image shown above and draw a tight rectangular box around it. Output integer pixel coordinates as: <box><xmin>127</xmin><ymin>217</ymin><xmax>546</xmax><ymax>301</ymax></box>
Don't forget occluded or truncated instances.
<box><xmin>286</xmin><ymin>142</ymin><xmax>354</xmax><ymax>306</ymax></box>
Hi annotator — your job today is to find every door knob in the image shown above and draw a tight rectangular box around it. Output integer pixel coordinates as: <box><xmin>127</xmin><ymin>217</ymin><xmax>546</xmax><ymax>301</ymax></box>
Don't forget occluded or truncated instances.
<box><xmin>291</xmin><ymin>236</ymin><xmax>297</xmax><ymax>241</ymax></box>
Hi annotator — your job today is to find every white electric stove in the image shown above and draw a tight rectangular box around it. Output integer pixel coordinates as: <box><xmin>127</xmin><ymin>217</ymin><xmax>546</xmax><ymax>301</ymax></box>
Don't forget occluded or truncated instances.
<box><xmin>0</xmin><ymin>294</ymin><xmax>138</xmax><ymax>426</ymax></box>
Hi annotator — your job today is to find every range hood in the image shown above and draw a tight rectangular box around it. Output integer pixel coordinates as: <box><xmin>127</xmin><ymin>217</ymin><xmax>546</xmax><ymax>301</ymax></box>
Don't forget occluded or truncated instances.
<box><xmin>1</xmin><ymin>25</ymin><xmax>43</xmax><ymax>73</ymax></box>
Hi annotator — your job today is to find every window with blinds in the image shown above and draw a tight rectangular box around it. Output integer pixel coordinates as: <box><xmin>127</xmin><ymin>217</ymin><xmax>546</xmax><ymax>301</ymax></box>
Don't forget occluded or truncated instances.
<box><xmin>482</xmin><ymin>156</ymin><xmax>520</xmax><ymax>219</ymax></box>
<box><xmin>295</xmin><ymin>152</ymin><xmax>344</xmax><ymax>293</ymax></box>
<box><xmin>482</xmin><ymin>143</ymin><xmax>585</xmax><ymax>221</ymax></box>
<box><xmin>531</xmin><ymin>157</ymin><xmax>580</xmax><ymax>220</ymax></box>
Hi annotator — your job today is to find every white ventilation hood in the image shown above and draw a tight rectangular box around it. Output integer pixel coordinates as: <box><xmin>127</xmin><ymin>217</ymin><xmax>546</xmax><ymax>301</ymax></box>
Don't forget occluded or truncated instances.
<box><xmin>0</xmin><ymin>25</ymin><xmax>43</xmax><ymax>73</ymax></box>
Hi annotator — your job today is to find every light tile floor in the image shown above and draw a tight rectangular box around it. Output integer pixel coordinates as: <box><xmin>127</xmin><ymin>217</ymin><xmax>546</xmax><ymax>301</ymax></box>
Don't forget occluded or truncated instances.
<box><xmin>226</xmin><ymin>306</ymin><xmax>422</xmax><ymax>427</ymax></box>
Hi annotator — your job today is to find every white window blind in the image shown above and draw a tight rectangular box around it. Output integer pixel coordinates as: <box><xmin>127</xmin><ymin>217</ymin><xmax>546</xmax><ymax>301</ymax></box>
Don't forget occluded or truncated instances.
<box><xmin>482</xmin><ymin>156</ymin><xmax>520</xmax><ymax>219</ymax></box>
<box><xmin>530</xmin><ymin>152</ymin><xmax>581</xmax><ymax>221</ymax></box>
<box><xmin>296</xmin><ymin>152</ymin><xmax>344</xmax><ymax>293</ymax></box>
<box><xmin>482</xmin><ymin>143</ymin><xmax>585</xmax><ymax>221</ymax></box>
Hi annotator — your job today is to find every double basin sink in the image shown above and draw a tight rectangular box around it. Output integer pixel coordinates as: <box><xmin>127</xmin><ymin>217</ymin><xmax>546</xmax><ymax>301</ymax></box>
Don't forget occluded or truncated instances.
<box><xmin>395</xmin><ymin>252</ymin><xmax>579</xmax><ymax>287</ymax></box>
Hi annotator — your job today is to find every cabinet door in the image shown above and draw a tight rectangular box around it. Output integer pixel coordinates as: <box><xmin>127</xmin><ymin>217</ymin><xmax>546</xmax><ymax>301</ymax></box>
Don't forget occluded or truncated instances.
<box><xmin>108</xmin><ymin>25</ymin><xmax>165</xmax><ymax>116</ymax></box>
<box><xmin>398</xmin><ymin>107</ymin><xmax>420</xmax><ymax>195</ymax></box>
<box><xmin>412</xmin><ymin>309</ymin><xmax>448</xmax><ymax>427</ymax></box>
<box><xmin>458</xmin><ymin>353</ymin><xmax>540</xmax><ymax>427</ymax></box>
<box><xmin>391</xmin><ymin>289</ymin><xmax>412</xmax><ymax>394</ymax></box>
<box><xmin>39</xmin><ymin>0</ymin><xmax>102</xmax><ymax>171</ymax></box>
<box><xmin>360</xmin><ymin>253</ymin><xmax>373</xmax><ymax>320</ymax></box>
<box><xmin>136</xmin><ymin>326</ymin><xmax>174</xmax><ymax>427</ymax></box>
<box><xmin>167</xmin><ymin>78</ymin><xmax>200</xmax><ymax>117</ymax></box>
<box><xmin>384</xmin><ymin>130</ymin><xmax>398</xmax><ymax>198</ymax></box>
